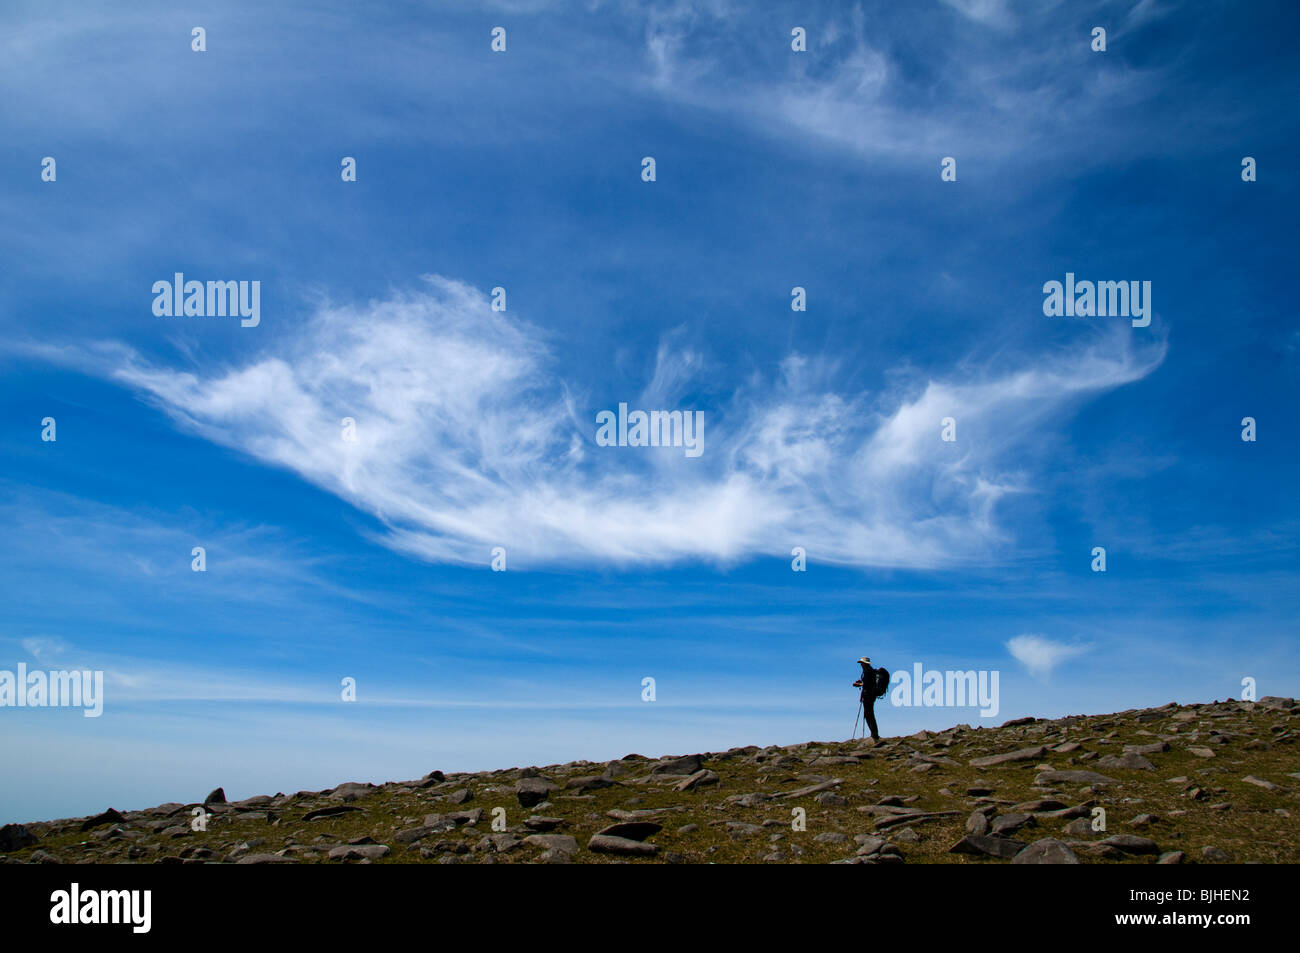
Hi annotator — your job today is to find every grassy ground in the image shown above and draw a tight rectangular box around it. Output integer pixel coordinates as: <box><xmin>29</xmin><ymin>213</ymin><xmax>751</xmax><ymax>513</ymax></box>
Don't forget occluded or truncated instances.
<box><xmin>5</xmin><ymin>697</ymin><xmax>1296</xmax><ymax>864</ymax></box>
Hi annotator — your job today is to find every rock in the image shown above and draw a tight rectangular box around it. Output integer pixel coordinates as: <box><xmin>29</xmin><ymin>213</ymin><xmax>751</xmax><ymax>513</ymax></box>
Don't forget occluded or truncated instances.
<box><xmin>815</xmin><ymin>792</ymin><xmax>849</xmax><ymax>807</ymax></box>
<box><xmin>1012</xmin><ymin>838</ymin><xmax>1080</xmax><ymax>864</ymax></box>
<box><xmin>674</xmin><ymin>769</ymin><xmax>719</xmax><ymax>792</ymax></box>
<box><xmin>1096</xmin><ymin>753</ymin><xmax>1157</xmax><ymax>771</ymax></box>
<box><xmin>302</xmin><ymin>806</ymin><xmax>361</xmax><ymax>821</ymax></box>
<box><xmin>204</xmin><ymin>788</ymin><xmax>226</xmax><ymax>805</ymax></box>
<box><xmin>235</xmin><ymin>853</ymin><xmax>297</xmax><ymax>864</ymax></box>
<box><xmin>394</xmin><ymin>827</ymin><xmax>433</xmax><ymax>844</ymax></box>
<box><xmin>990</xmin><ymin>813</ymin><xmax>1036</xmax><ymax>835</ymax></box>
<box><xmin>330</xmin><ymin>782</ymin><xmax>376</xmax><ymax>800</ymax></box>
<box><xmin>854</xmin><ymin>835</ymin><xmax>887</xmax><ymax>855</ymax></box>
<box><xmin>523</xmin><ymin>834</ymin><xmax>578</xmax><ymax>854</ymax></box>
<box><xmin>965</xmin><ymin>811</ymin><xmax>990</xmax><ymax>835</ymax></box>
<box><xmin>1242</xmin><ymin>775</ymin><xmax>1281</xmax><ymax>792</ymax></box>
<box><xmin>515</xmin><ymin>777</ymin><xmax>558</xmax><ymax>808</ymax></box>
<box><xmin>524</xmin><ymin>816</ymin><xmax>564</xmax><ymax>832</ymax></box>
<box><xmin>539</xmin><ymin>848</ymin><xmax>573</xmax><ymax>864</ymax></box>
<box><xmin>1098</xmin><ymin>834</ymin><xmax>1159</xmax><ymax>855</ymax></box>
<box><xmin>1157</xmin><ymin>851</ymin><xmax>1185</xmax><ymax>864</ymax></box>
<box><xmin>726</xmin><ymin>821</ymin><xmax>763</xmax><ymax>838</ymax></box>
<box><xmin>28</xmin><ymin>850</ymin><xmax>61</xmax><ymax>864</ymax></box>
<box><xmin>969</xmin><ymin>746</ymin><xmax>1048</xmax><ymax>768</ymax></box>
<box><xmin>566</xmin><ymin>776</ymin><xmax>613</xmax><ymax>792</ymax></box>
<box><xmin>650</xmin><ymin>754</ymin><xmax>704</xmax><ymax>776</ymax></box>
<box><xmin>893</xmin><ymin>828</ymin><xmax>921</xmax><ymax>844</ymax></box>
<box><xmin>589</xmin><ymin>834</ymin><xmax>658</xmax><ymax>856</ymax></box>
<box><xmin>423</xmin><ymin>770</ymin><xmax>446</xmax><ymax>783</ymax></box>
<box><xmin>1128</xmin><ymin>814</ymin><xmax>1160</xmax><ymax>828</ymax></box>
<box><xmin>1034</xmin><ymin>770</ymin><xmax>1117</xmax><ymax>786</ymax></box>
<box><xmin>328</xmin><ymin>844</ymin><xmax>390</xmax><ymax>862</ymax></box>
<box><xmin>1187</xmin><ymin>746</ymin><xmax>1216</xmax><ymax>758</ymax></box>
<box><xmin>79</xmin><ymin>808</ymin><xmax>126</xmax><ymax>832</ymax></box>
<box><xmin>1063</xmin><ymin>818</ymin><xmax>1094</xmax><ymax>836</ymax></box>
<box><xmin>446</xmin><ymin>809</ymin><xmax>483</xmax><ymax>827</ymax></box>
<box><xmin>949</xmin><ymin>834</ymin><xmax>1027</xmax><ymax>859</ymax></box>
<box><xmin>965</xmin><ymin>787</ymin><xmax>995</xmax><ymax>796</ymax></box>
<box><xmin>0</xmin><ymin>824</ymin><xmax>37</xmax><ymax>851</ymax></box>
<box><xmin>1201</xmin><ymin>845</ymin><xmax>1232</xmax><ymax>863</ymax></box>
<box><xmin>595</xmin><ymin>822</ymin><xmax>661</xmax><ymax>841</ymax></box>
<box><xmin>1256</xmin><ymin>696</ymin><xmax>1296</xmax><ymax>711</ymax></box>
<box><xmin>776</xmin><ymin>779</ymin><xmax>844</xmax><ymax>799</ymax></box>
<box><xmin>814</xmin><ymin>832</ymin><xmax>849</xmax><ymax>844</ymax></box>
<box><xmin>1123</xmin><ymin>742</ymin><xmax>1170</xmax><ymax>756</ymax></box>
<box><xmin>1012</xmin><ymin>798</ymin><xmax>1069</xmax><ymax>813</ymax></box>
<box><xmin>445</xmin><ymin>788</ymin><xmax>473</xmax><ymax>804</ymax></box>
<box><xmin>490</xmin><ymin>833</ymin><xmax>521</xmax><ymax>853</ymax></box>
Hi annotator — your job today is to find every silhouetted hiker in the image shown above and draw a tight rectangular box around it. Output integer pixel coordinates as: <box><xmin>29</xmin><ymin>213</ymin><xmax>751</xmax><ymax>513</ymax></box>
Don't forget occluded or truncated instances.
<box><xmin>853</xmin><ymin>656</ymin><xmax>889</xmax><ymax>742</ymax></box>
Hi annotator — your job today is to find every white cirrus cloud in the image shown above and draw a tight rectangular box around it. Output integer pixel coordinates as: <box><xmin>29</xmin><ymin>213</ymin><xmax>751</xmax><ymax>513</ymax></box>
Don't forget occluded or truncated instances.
<box><xmin>18</xmin><ymin>275</ymin><xmax>1164</xmax><ymax>570</ymax></box>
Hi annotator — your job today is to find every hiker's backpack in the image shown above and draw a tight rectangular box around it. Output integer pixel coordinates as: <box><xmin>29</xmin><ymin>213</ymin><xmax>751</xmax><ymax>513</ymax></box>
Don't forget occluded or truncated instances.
<box><xmin>874</xmin><ymin>667</ymin><xmax>890</xmax><ymax>699</ymax></box>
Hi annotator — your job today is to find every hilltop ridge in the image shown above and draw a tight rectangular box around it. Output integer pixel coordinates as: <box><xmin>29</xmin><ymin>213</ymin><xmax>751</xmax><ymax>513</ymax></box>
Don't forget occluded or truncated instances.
<box><xmin>3</xmin><ymin>696</ymin><xmax>1297</xmax><ymax>864</ymax></box>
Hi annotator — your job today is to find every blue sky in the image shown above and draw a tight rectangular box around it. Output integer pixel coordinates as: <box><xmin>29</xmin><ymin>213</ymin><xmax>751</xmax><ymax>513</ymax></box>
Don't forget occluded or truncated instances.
<box><xmin>1</xmin><ymin>0</ymin><xmax>1297</xmax><ymax>824</ymax></box>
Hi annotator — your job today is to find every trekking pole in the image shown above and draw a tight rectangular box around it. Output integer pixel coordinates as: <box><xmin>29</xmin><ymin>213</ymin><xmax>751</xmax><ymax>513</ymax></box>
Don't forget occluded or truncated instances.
<box><xmin>852</xmin><ymin>699</ymin><xmax>862</xmax><ymax>740</ymax></box>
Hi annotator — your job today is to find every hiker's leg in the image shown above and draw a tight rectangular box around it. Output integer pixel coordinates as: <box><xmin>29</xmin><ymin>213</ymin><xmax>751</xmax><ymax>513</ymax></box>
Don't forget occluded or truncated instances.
<box><xmin>864</xmin><ymin>699</ymin><xmax>879</xmax><ymax>741</ymax></box>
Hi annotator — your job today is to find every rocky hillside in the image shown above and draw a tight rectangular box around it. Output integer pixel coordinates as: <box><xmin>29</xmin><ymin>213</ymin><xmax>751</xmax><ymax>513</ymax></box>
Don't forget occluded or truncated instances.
<box><xmin>3</xmin><ymin>696</ymin><xmax>1297</xmax><ymax>864</ymax></box>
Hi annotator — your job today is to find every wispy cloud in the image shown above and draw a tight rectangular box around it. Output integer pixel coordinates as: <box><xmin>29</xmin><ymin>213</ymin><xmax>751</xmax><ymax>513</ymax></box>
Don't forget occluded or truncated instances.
<box><xmin>17</xmin><ymin>276</ymin><xmax>1164</xmax><ymax>570</ymax></box>
<box><xmin>1007</xmin><ymin>633</ymin><xmax>1089</xmax><ymax>678</ymax></box>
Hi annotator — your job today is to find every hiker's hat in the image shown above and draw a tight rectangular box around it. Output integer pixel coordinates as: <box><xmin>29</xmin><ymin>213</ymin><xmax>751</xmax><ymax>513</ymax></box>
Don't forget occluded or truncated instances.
<box><xmin>858</xmin><ymin>656</ymin><xmax>871</xmax><ymax>664</ymax></box>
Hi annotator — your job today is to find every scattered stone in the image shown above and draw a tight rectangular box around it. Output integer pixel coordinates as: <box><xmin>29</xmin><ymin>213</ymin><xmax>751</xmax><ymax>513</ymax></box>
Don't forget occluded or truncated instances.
<box><xmin>589</xmin><ymin>834</ymin><xmax>658</xmax><ymax>856</ymax></box>
<box><xmin>990</xmin><ymin>813</ymin><xmax>1035</xmax><ymax>835</ymax></box>
<box><xmin>1097</xmin><ymin>753</ymin><xmax>1157</xmax><ymax>771</ymax></box>
<box><xmin>1098</xmin><ymin>834</ymin><xmax>1159</xmax><ymax>855</ymax></box>
<box><xmin>515</xmin><ymin>777</ymin><xmax>558</xmax><ymax>808</ymax></box>
<box><xmin>675</xmin><ymin>769</ymin><xmax>719</xmax><ymax>792</ymax></box>
<box><xmin>949</xmin><ymin>834</ymin><xmax>1027</xmax><ymax>859</ymax></box>
<box><xmin>0</xmin><ymin>824</ymin><xmax>37</xmax><ymax>851</ymax></box>
<box><xmin>1157</xmin><ymin>851</ymin><xmax>1185</xmax><ymax>864</ymax></box>
<box><xmin>969</xmin><ymin>746</ymin><xmax>1048</xmax><ymax>768</ymax></box>
<box><xmin>302</xmin><ymin>805</ymin><xmax>361</xmax><ymax>821</ymax></box>
<box><xmin>1012</xmin><ymin>838</ymin><xmax>1080</xmax><ymax>865</ymax></box>
<box><xmin>1034</xmin><ymin>770</ymin><xmax>1117</xmax><ymax>786</ymax></box>
<box><xmin>79</xmin><ymin>809</ymin><xmax>126</xmax><ymax>832</ymax></box>
<box><xmin>595</xmin><ymin>822</ymin><xmax>661</xmax><ymax>841</ymax></box>
<box><xmin>236</xmin><ymin>853</ymin><xmax>297</xmax><ymax>864</ymax></box>
<box><xmin>204</xmin><ymin>788</ymin><xmax>226</xmax><ymax>805</ymax></box>
<box><xmin>651</xmin><ymin>754</ymin><xmax>704</xmax><ymax>776</ymax></box>
<box><xmin>523</xmin><ymin>834</ymin><xmax>578</xmax><ymax>854</ymax></box>
<box><xmin>1201</xmin><ymin>845</ymin><xmax>1232</xmax><ymax>863</ymax></box>
<box><xmin>1242</xmin><ymin>775</ymin><xmax>1281</xmax><ymax>792</ymax></box>
<box><xmin>1187</xmin><ymin>747</ymin><xmax>1216</xmax><ymax>759</ymax></box>
<box><xmin>328</xmin><ymin>844</ymin><xmax>390</xmax><ymax>862</ymax></box>
<box><xmin>1123</xmin><ymin>742</ymin><xmax>1170</xmax><ymax>756</ymax></box>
